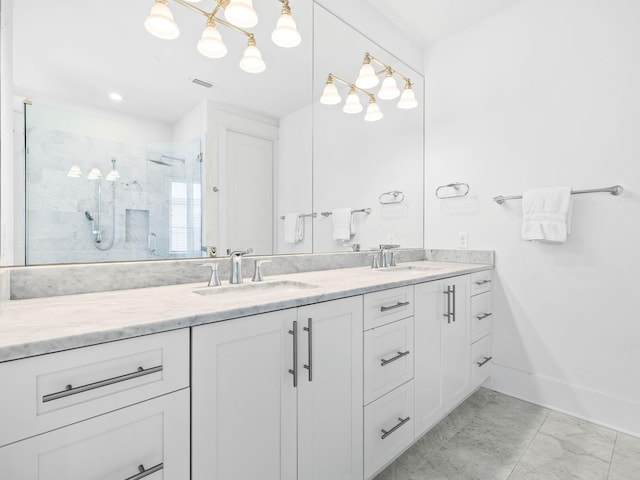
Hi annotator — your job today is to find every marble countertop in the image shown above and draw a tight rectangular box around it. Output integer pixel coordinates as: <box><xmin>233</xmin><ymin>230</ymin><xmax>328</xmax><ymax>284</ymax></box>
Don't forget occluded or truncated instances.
<box><xmin>0</xmin><ymin>261</ymin><xmax>491</xmax><ymax>363</ymax></box>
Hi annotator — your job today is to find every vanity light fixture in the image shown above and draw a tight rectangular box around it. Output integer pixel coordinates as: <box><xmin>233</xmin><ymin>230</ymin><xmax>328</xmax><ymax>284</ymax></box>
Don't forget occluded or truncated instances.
<box><xmin>355</xmin><ymin>52</ymin><xmax>418</xmax><ymax>109</ymax></box>
<box><xmin>320</xmin><ymin>74</ymin><xmax>382</xmax><ymax>122</ymax></box>
<box><xmin>143</xmin><ymin>0</ymin><xmax>301</xmax><ymax>73</ymax></box>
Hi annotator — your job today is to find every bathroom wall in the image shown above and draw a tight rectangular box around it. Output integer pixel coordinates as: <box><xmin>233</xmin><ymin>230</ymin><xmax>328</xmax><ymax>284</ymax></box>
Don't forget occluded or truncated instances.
<box><xmin>0</xmin><ymin>0</ymin><xmax>14</xmax><ymax>266</ymax></box>
<box><xmin>424</xmin><ymin>0</ymin><xmax>640</xmax><ymax>435</ymax></box>
<box><xmin>276</xmin><ymin>104</ymin><xmax>313</xmax><ymax>254</ymax></box>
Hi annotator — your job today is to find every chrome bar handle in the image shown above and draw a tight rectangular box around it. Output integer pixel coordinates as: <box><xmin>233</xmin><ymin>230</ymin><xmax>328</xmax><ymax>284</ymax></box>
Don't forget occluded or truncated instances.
<box><xmin>475</xmin><ymin>279</ymin><xmax>491</xmax><ymax>285</ymax></box>
<box><xmin>124</xmin><ymin>463</ymin><xmax>164</xmax><ymax>480</ymax></box>
<box><xmin>451</xmin><ymin>284</ymin><xmax>456</xmax><ymax>322</ymax></box>
<box><xmin>381</xmin><ymin>416</ymin><xmax>411</xmax><ymax>440</ymax></box>
<box><xmin>288</xmin><ymin>321</ymin><xmax>298</xmax><ymax>388</ymax></box>
<box><xmin>303</xmin><ymin>318</ymin><xmax>312</xmax><ymax>382</ymax></box>
<box><xmin>477</xmin><ymin>356</ymin><xmax>493</xmax><ymax>367</ymax></box>
<box><xmin>380</xmin><ymin>350</ymin><xmax>410</xmax><ymax>366</ymax></box>
<box><xmin>380</xmin><ymin>301</ymin><xmax>410</xmax><ymax>312</ymax></box>
<box><xmin>42</xmin><ymin>365</ymin><xmax>163</xmax><ymax>403</ymax></box>
<box><xmin>443</xmin><ymin>287</ymin><xmax>452</xmax><ymax>324</ymax></box>
<box><xmin>476</xmin><ymin>313</ymin><xmax>493</xmax><ymax>321</ymax></box>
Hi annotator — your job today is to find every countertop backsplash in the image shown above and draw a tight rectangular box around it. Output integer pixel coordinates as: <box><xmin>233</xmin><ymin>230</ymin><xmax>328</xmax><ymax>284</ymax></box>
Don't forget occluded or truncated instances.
<box><xmin>3</xmin><ymin>248</ymin><xmax>493</xmax><ymax>300</ymax></box>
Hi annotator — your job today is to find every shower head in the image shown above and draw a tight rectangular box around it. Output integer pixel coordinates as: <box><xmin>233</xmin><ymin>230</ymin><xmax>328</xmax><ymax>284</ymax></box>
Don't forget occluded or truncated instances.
<box><xmin>84</xmin><ymin>211</ymin><xmax>94</xmax><ymax>221</ymax></box>
<box><xmin>147</xmin><ymin>158</ymin><xmax>172</xmax><ymax>166</ymax></box>
<box><xmin>147</xmin><ymin>155</ymin><xmax>186</xmax><ymax>167</ymax></box>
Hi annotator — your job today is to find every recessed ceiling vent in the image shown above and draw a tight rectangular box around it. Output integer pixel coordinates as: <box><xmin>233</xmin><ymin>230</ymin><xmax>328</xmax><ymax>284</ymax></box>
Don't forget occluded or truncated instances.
<box><xmin>192</xmin><ymin>78</ymin><xmax>216</xmax><ymax>89</ymax></box>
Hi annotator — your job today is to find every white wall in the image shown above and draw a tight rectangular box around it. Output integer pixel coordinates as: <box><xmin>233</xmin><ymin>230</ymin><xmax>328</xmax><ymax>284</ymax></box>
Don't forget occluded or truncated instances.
<box><xmin>425</xmin><ymin>0</ymin><xmax>640</xmax><ymax>435</ymax></box>
<box><xmin>276</xmin><ymin>105</ymin><xmax>313</xmax><ymax>254</ymax></box>
<box><xmin>0</xmin><ymin>0</ymin><xmax>14</xmax><ymax>265</ymax></box>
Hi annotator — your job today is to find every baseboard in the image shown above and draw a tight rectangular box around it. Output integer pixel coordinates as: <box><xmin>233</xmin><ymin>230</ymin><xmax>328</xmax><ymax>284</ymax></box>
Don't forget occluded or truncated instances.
<box><xmin>490</xmin><ymin>364</ymin><xmax>640</xmax><ymax>438</ymax></box>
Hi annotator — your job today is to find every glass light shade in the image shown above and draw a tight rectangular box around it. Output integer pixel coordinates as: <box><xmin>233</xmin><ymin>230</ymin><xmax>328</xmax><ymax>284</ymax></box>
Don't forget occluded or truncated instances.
<box><xmin>239</xmin><ymin>45</ymin><xmax>266</xmax><ymax>73</ymax></box>
<box><xmin>144</xmin><ymin>0</ymin><xmax>180</xmax><ymax>40</ymax></box>
<box><xmin>106</xmin><ymin>169</ymin><xmax>120</xmax><ymax>182</ymax></box>
<box><xmin>397</xmin><ymin>86</ymin><xmax>418</xmax><ymax>109</ymax></box>
<box><xmin>378</xmin><ymin>74</ymin><xmax>400</xmax><ymax>100</ymax></box>
<box><xmin>320</xmin><ymin>83</ymin><xmax>341</xmax><ymax>105</ymax></box>
<box><xmin>364</xmin><ymin>101</ymin><xmax>383</xmax><ymax>122</ymax></box>
<box><xmin>67</xmin><ymin>165</ymin><xmax>82</xmax><ymax>178</ymax></box>
<box><xmin>224</xmin><ymin>0</ymin><xmax>258</xmax><ymax>28</ymax></box>
<box><xmin>356</xmin><ymin>63</ymin><xmax>379</xmax><ymax>89</ymax></box>
<box><xmin>271</xmin><ymin>12</ymin><xmax>301</xmax><ymax>48</ymax></box>
<box><xmin>342</xmin><ymin>92</ymin><xmax>363</xmax><ymax>114</ymax></box>
<box><xmin>197</xmin><ymin>24</ymin><xmax>227</xmax><ymax>58</ymax></box>
<box><xmin>87</xmin><ymin>168</ymin><xmax>102</xmax><ymax>180</ymax></box>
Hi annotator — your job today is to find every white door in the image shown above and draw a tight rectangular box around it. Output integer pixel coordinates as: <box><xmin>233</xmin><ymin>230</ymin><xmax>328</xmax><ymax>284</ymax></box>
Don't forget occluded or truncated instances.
<box><xmin>441</xmin><ymin>275</ymin><xmax>471</xmax><ymax>408</ymax></box>
<box><xmin>191</xmin><ymin>309</ymin><xmax>297</xmax><ymax>480</ymax></box>
<box><xmin>0</xmin><ymin>390</ymin><xmax>190</xmax><ymax>479</ymax></box>
<box><xmin>413</xmin><ymin>280</ymin><xmax>445</xmax><ymax>437</ymax></box>
<box><xmin>224</xmin><ymin>130</ymin><xmax>274</xmax><ymax>254</ymax></box>
<box><xmin>297</xmin><ymin>296</ymin><xmax>364</xmax><ymax>480</ymax></box>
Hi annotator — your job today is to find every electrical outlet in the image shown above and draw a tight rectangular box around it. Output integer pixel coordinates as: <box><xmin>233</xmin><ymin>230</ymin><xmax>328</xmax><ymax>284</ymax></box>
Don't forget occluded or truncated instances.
<box><xmin>457</xmin><ymin>232</ymin><xmax>468</xmax><ymax>249</ymax></box>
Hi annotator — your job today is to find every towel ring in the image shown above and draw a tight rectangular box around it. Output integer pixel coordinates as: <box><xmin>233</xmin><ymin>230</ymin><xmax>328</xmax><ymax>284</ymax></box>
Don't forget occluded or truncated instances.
<box><xmin>435</xmin><ymin>182</ymin><xmax>470</xmax><ymax>199</ymax></box>
<box><xmin>379</xmin><ymin>190</ymin><xmax>405</xmax><ymax>205</ymax></box>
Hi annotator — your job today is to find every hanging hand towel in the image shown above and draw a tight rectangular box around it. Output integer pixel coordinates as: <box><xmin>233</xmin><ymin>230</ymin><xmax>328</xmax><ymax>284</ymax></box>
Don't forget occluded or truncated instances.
<box><xmin>522</xmin><ymin>187</ymin><xmax>573</xmax><ymax>243</ymax></box>
<box><xmin>332</xmin><ymin>208</ymin><xmax>353</xmax><ymax>241</ymax></box>
<box><xmin>284</xmin><ymin>213</ymin><xmax>303</xmax><ymax>243</ymax></box>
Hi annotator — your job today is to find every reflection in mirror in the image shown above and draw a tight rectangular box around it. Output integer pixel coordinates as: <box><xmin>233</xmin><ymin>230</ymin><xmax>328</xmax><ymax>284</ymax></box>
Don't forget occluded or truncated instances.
<box><xmin>313</xmin><ymin>5</ymin><xmax>424</xmax><ymax>253</ymax></box>
<box><xmin>10</xmin><ymin>0</ymin><xmax>313</xmax><ymax>265</ymax></box>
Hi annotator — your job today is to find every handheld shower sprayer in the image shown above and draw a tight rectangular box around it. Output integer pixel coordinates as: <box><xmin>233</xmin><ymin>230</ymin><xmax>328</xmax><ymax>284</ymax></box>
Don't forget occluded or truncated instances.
<box><xmin>84</xmin><ymin>210</ymin><xmax>102</xmax><ymax>243</ymax></box>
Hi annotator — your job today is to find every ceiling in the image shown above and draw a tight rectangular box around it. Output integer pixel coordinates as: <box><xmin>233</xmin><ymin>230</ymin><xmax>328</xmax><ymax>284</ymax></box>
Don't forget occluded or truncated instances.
<box><xmin>367</xmin><ymin>0</ymin><xmax>522</xmax><ymax>47</ymax></box>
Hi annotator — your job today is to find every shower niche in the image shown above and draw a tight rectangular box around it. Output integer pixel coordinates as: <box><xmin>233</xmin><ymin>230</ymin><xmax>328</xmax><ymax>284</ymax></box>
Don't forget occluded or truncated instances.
<box><xmin>24</xmin><ymin>102</ymin><xmax>202</xmax><ymax>265</ymax></box>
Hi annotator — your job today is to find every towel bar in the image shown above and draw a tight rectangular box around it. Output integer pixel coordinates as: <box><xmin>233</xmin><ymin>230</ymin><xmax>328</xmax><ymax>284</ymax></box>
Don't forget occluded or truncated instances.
<box><xmin>494</xmin><ymin>185</ymin><xmax>623</xmax><ymax>204</ymax></box>
<box><xmin>279</xmin><ymin>213</ymin><xmax>317</xmax><ymax>220</ymax></box>
<box><xmin>321</xmin><ymin>208</ymin><xmax>372</xmax><ymax>217</ymax></box>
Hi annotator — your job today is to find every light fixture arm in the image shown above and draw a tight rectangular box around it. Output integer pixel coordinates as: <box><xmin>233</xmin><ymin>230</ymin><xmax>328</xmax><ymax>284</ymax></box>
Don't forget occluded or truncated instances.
<box><xmin>329</xmin><ymin>73</ymin><xmax>375</xmax><ymax>101</ymax></box>
<box><xmin>364</xmin><ymin>52</ymin><xmax>412</xmax><ymax>84</ymax></box>
<box><xmin>171</xmin><ymin>0</ymin><xmax>253</xmax><ymax>38</ymax></box>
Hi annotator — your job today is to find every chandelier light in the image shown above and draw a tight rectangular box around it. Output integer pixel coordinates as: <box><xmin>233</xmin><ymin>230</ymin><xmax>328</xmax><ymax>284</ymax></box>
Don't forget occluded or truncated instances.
<box><xmin>397</xmin><ymin>81</ymin><xmax>418</xmax><ymax>109</ymax></box>
<box><xmin>144</xmin><ymin>0</ymin><xmax>301</xmax><ymax>73</ymax></box>
<box><xmin>378</xmin><ymin>68</ymin><xmax>400</xmax><ymax>100</ymax></box>
<box><xmin>355</xmin><ymin>54</ymin><xmax>379</xmax><ymax>89</ymax></box>
<box><xmin>67</xmin><ymin>165</ymin><xmax>82</xmax><ymax>178</ymax></box>
<box><xmin>105</xmin><ymin>158</ymin><xmax>121</xmax><ymax>182</ymax></box>
<box><xmin>87</xmin><ymin>168</ymin><xmax>102</xmax><ymax>180</ymax></box>
<box><xmin>364</xmin><ymin>98</ymin><xmax>383</xmax><ymax>122</ymax></box>
<box><xmin>319</xmin><ymin>75</ymin><xmax>341</xmax><ymax>105</ymax></box>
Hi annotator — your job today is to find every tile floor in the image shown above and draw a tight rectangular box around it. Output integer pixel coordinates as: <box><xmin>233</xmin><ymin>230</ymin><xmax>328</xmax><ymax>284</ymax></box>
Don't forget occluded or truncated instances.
<box><xmin>374</xmin><ymin>388</ymin><xmax>640</xmax><ymax>480</ymax></box>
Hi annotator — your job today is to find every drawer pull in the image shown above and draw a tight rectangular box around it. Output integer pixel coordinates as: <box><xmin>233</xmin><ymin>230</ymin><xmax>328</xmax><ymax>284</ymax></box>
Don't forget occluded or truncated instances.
<box><xmin>42</xmin><ymin>365</ymin><xmax>163</xmax><ymax>403</ymax></box>
<box><xmin>476</xmin><ymin>313</ymin><xmax>493</xmax><ymax>321</ymax></box>
<box><xmin>380</xmin><ymin>301</ymin><xmax>410</xmax><ymax>312</ymax></box>
<box><xmin>380</xmin><ymin>350</ymin><xmax>410</xmax><ymax>366</ymax></box>
<box><xmin>303</xmin><ymin>318</ymin><xmax>313</xmax><ymax>382</ymax></box>
<box><xmin>381</xmin><ymin>416</ymin><xmax>411</xmax><ymax>439</ymax></box>
<box><xmin>475</xmin><ymin>279</ymin><xmax>491</xmax><ymax>285</ymax></box>
<box><xmin>124</xmin><ymin>463</ymin><xmax>164</xmax><ymax>480</ymax></box>
<box><xmin>476</xmin><ymin>356</ymin><xmax>493</xmax><ymax>367</ymax></box>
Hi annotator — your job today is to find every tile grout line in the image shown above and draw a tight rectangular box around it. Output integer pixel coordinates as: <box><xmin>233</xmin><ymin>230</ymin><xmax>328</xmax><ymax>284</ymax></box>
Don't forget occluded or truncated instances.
<box><xmin>505</xmin><ymin>408</ymin><xmax>552</xmax><ymax>480</ymax></box>
<box><xmin>605</xmin><ymin>432</ymin><xmax>619</xmax><ymax>480</ymax></box>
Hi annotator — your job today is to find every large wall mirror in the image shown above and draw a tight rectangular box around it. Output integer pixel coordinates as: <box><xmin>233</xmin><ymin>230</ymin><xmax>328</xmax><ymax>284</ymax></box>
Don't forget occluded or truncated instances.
<box><xmin>5</xmin><ymin>0</ymin><xmax>423</xmax><ymax>266</ymax></box>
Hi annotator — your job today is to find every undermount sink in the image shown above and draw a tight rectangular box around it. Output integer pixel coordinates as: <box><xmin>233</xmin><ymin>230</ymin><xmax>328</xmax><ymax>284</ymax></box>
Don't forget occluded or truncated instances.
<box><xmin>193</xmin><ymin>280</ymin><xmax>320</xmax><ymax>296</ymax></box>
<box><xmin>377</xmin><ymin>265</ymin><xmax>442</xmax><ymax>273</ymax></box>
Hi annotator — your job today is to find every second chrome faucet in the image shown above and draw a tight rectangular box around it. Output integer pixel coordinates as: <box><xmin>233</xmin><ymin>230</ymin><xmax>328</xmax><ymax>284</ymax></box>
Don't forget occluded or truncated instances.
<box><xmin>227</xmin><ymin>248</ymin><xmax>253</xmax><ymax>284</ymax></box>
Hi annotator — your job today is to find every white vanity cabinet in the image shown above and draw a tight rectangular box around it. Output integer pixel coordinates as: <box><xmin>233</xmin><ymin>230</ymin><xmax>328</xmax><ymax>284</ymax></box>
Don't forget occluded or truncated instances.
<box><xmin>192</xmin><ymin>296</ymin><xmax>363</xmax><ymax>480</ymax></box>
<box><xmin>0</xmin><ymin>330</ymin><xmax>191</xmax><ymax>479</ymax></box>
<box><xmin>414</xmin><ymin>275</ymin><xmax>471</xmax><ymax>438</ymax></box>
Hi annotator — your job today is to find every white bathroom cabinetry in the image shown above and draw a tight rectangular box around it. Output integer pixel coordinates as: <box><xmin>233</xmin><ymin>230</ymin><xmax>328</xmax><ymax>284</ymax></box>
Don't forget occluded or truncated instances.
<box><xmin>192</xmin><ymin>296</ymin><xmax>363</xmax><ymax>480</ymax></box>
<box><xmin>414</xmin><ymin>275</ymin><xmax>471</xmax><ymax>437</ymax></box>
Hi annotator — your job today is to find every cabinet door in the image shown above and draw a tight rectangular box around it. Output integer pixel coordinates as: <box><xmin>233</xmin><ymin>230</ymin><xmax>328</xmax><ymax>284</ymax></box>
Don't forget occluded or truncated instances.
<box><xmin>414</xmin><ymin>280</ymin><xmax>444</xmax><ymax>437</ymax></box>
<box><xmin>297</xmin><ymin>296</ymin><xmax>364</xmax><ymax>480</ymax></box>
<box><xmin>414</xmin><ymin>275</ymin><xmax>471</xmax><ymax>438</ymax></box>
<box><xmin>192</xmin><ymin>310</ymin><xmax>298</xmax><ymax>480</ymax></box>
<box><xmin>442</xmin><ymin>275</ymin><xmax>471</xmax><ymax>408</ymax></box>
<box><xmin>0</xmin><ymin>389</ymin><xmax>190</xmax><ymax>479</ymax></box>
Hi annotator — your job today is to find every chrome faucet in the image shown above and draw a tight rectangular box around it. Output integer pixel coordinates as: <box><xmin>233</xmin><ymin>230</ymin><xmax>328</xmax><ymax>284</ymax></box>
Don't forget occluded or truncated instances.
<box><xmin>378</xmin><ymin>244</ymin><xmax>400</xmax><ymax>268</ymax></box>
<box><xmin>227</xmin><ymin>248</ymin><xmax>253</xmax><ymax>284</ymax></box>
<box><xmin>198</xmin><ymin>262</ymin><xmax>221</xmax><ymax>287</ymax></box>
<box><xmin>252</xmin><ymin>259</ymin><xmax>271</xmax><ymax>282</ymax></box>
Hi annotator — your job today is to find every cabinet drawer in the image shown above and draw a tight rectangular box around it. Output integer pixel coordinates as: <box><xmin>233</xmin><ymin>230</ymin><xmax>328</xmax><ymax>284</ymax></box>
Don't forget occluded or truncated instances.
<box><xmin>0</xmin><ymin>388</ymin><xmax>190</xmax><ymax>479</ymax></box>
<box><xmin>364</xmin><ymin>381</ymin><xmax>414</xmax><ymax>479</ymax></box>
<box><xmin>0</xmin><ymin>329</ymin><xmax>189</xmax><ymax>447</ymax></box>
<box><xmin>471</xmin><ymin>335</ymin><xmax>493</xmax><ymax>389</ymax></box>
<box><xmin>470</xmin><ymin>292</ymin><xmax>492</xmax><ymax>343</ymax></box>
<box><xmin>364</xmin><ymin>317</ymin><xmax>414</xmax><ymax>404</ymax></box>
<box><xmin>470</xmin><ymin>271</ymin><xmax>492</xmax><ymax>296</ymax></box>
<box><xmin>364</xmin><ymin>286</ymin><xmax>414</xmax><ymax>330</ymax></box>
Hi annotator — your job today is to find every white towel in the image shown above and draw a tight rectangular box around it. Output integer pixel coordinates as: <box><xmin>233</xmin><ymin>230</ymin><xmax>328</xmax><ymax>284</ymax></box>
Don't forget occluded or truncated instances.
<box><xmin>284</xmin><ymin>213</ymin><xmax>304</xmax><ymax>243</ymax></box>
<box><xmin>522</xmin><ymin>187</ymin><xmax>573</xmax><ymax>243</ymax></box>
<box><xmin>332</xmin><ymin>208</ymin><xmax>354</xmax><ymax>241</ymax></box>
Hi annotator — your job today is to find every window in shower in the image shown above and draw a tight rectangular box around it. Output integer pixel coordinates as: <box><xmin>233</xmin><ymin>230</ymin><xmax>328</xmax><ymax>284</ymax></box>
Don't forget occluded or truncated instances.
<box><xmin>170</xmin><ymin>181</ymin><xmax>201</xmax><ymax>253</ymax></box>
